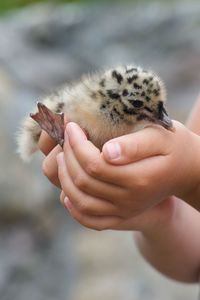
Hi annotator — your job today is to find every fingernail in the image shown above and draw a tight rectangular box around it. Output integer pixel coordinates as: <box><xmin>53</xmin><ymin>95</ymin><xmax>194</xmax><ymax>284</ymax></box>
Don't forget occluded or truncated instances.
<box><xmin>64</xmin><ymin>197</ymin><xmax>72</xmax><ymax>209</ymax></box>
<box><xmin>66</xmin><ymin>122</ymin><xmax>87</xmax><ymax>142</ymax></box>
<box><xmin>66</xmin><ymin>123</ymin><xmax>73</xmax><ymax>141</ymax></box>
<box><xmin>104</xmin><ymin>142</ymin><xmax>121</xmax><ymax>160</ymax></box>
<box><xmin>56</xmin><ymin>152</ymin><xmax>64</xmax><ymax>167</ymax></box>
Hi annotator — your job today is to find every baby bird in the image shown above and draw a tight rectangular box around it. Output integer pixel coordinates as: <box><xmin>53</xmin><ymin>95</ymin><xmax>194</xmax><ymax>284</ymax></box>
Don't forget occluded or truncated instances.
<box><xmin>17</xmin><ymin>65</ymin><xmax>172</xmax><ymax>161</ymax></box>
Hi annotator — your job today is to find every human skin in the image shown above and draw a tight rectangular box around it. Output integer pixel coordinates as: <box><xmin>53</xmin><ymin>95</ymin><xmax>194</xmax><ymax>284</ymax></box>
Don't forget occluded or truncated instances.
<box><xmin>39</xmin><ymin>98</ymin><xmax>200</xmax><ymax>282</ymax></box>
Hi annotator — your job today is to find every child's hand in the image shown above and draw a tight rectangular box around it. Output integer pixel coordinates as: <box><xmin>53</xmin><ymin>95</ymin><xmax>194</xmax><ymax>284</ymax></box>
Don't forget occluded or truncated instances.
<box><xmin>39</xmin><ymin>101</ymin><xmax>200</xmax><ymax>283</ymax></box>
<box><xmin>40</xmin><ymin>120</ymin><xmax>200</xmax><ymax>231</ymax></box>
<box><xmin>52</xmin><ymin>121</ymin><xmax>200</xmax><ymax>230</ymax></box>
<box><xmin>38</xmin><ymin>128</ymin><xmax>175</xmax><ymax>231</ymax></box>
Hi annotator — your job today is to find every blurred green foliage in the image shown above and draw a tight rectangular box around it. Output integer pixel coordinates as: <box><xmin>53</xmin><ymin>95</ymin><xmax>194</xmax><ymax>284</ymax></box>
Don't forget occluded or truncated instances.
<box><xmin>0</xmin><ymin>0</ymin><xmax>81</xmax><ymax>13</ymax></box>
<box><xmin>0</xmin><ymin>0</ymin><xmax>185</xmax><ymax>14</ymax></box>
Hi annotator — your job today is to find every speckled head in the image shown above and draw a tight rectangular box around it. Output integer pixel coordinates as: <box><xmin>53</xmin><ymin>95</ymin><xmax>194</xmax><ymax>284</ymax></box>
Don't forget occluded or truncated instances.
<box><xmin>98</xmin><ymin>65</ymin><xmax>172</xmax><ymax>129</ymax></box>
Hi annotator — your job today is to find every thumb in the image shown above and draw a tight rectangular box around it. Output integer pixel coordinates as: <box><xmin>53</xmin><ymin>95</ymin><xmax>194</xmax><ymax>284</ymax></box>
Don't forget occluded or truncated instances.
<box><xmin>102</xmin><ymin>125</ymin><xmax>172</xmax><ymax>165</ymax></box>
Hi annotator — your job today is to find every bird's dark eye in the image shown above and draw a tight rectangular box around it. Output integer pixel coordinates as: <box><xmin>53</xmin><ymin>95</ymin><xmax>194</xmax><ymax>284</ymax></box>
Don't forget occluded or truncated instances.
<box><xmin>122</xmin><ymin>89</ymin><xmax>129</xmax><ymax>96</ymax></box>
<box><xmin>107</xmin><ymin>89</ymin><xmax>120</xmax><ymax>99</ymax></box>
<box><xmin>131</xmin><ymin>100</ymin><xmax>144</xmax><ymax>108</ymax></box>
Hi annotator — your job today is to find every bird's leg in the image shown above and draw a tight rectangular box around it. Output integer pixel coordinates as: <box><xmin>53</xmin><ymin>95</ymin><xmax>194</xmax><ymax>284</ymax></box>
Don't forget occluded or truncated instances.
<box><xmin>30</xmin><ymin>102</ymin><xmax>64</xmax><ymax>147</ymax></box>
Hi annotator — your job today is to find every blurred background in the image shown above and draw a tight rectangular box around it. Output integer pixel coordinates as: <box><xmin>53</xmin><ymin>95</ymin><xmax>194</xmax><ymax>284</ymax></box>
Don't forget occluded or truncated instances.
<box><xmin>1</xmin><ymin>0</ymin><xmax>200</xmax><ymax>299</ymax></box>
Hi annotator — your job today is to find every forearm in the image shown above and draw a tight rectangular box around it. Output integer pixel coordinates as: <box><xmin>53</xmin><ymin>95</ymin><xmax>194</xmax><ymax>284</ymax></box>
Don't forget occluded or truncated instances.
<box><xmin>134</xmin><ymin>197</ymin><xmax>200</xmax><ymax>282</ymax></box>
<box><xmin>134</xmin><ymin>98</ymin><xmax>200</xmax><ymax>282</ymax></box>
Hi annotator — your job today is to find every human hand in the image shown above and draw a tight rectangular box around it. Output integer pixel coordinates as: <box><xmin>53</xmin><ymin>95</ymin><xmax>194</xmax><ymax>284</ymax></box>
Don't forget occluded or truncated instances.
<box><xmin>39</xmin><ymin>119</ymin><xmax>200</xmax><ymax>230</ymax></box>
<box><xmin>53</xmin><ymin>121</ymin><xmax>200</xmax><ymax>230</ymax></box>
<box><xmin>38</xmin><ymin>128</ymin><xmax>173</xmax><ymax>232</ymax></box>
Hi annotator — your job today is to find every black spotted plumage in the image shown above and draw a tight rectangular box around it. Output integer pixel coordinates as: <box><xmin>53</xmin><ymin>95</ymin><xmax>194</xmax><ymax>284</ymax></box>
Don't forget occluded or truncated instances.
<box><xmin>145</xmin><ymin>96</ymin><xmax>151</xmax><ymax>101</ymax></box>
<box><xmin>112</xmin><ymin>70</ymin><xmax>123</xmax><ymax>84</ymax></box>
<box><xmin>126</xmin><ymin>67</ymin><xmax>138</xmax><ymax>73</ymax></box>
<box><xmin>127</xmin><ymin>75</ymin><xmax>138</xmax><ymax>84</ymax></box>
<box><xmin>107</xmin><ymin>90</ymin><xmax>120</xmax><ymax>99</ymax></box>
<box><xmin>123</xmin><ymin>105</ymin><xmax>137</xmax><ymax>115</ymax></box>
<box><xmin>143</xmin><ymin>79</ymin><xmax>149</xmax><ymax>85</ymax></box>
<box><xmin>153</xmin><ymin>89</ymin><xmax>160</xmax><ymax>96</ymax></box>
<box><xmin>134</xmin><ymin>83</ymin><xmax>142</xmax><ymax>89</ymax></box>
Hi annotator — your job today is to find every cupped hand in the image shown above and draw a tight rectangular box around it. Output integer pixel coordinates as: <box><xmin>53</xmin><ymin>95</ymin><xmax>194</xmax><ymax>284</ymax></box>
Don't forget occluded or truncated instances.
<box><xmin>39</xmin><ymin>120</ymin><xmax>200</xmax><ymax>231</ymax></box>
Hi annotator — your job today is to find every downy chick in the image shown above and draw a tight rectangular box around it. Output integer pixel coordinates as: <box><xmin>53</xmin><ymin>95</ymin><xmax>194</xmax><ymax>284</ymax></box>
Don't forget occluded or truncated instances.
<box><xmin>17</xmin><ymin>65</ymin><xmax>172</xmax><ymax>161</ymax></box>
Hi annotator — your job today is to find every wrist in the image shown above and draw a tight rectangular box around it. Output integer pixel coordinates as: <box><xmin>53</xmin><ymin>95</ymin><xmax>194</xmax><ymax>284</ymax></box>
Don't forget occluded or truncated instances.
<box><xmin>175</xmin><ymin>132</ymin><xmax>200</xmax><ymax>211</ymax></box>
<box><xmin>139</xmin><ymin>196</ymin><xmax>178</xmax><ymax>239</ymax></box>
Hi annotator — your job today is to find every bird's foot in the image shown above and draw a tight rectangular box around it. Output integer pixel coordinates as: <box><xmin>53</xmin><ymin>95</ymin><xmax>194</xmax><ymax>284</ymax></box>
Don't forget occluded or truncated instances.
<box><xmin>30</xmin><ymin>102</ymin><xmax>64</xmax><ymax>147</ymax></box>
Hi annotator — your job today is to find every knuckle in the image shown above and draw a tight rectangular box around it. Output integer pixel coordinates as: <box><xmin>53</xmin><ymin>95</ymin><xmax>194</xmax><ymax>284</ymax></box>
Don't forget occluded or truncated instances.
<box><xmin>126</xmin><ymin>176</ymin><xmax>148</xmax><ymax>189</ymax></box>
<box><xmin>85</xmin><ymin>159</ymin><xmax>101</xmax><ymax>176</ymax></box>
<box><xmin>73</xmin><ymin>174</ymin><xmax>88</xmax><ymax>190</ymax></box>
<box><xmin>77</xmin><ymin>200</ymin><xmax>91</xmax><ymax>214</ymax></box>
<box><xmin>135</xmin><ymin>176</ymin><xmax>149</xmax><ymax>188</ymax></box>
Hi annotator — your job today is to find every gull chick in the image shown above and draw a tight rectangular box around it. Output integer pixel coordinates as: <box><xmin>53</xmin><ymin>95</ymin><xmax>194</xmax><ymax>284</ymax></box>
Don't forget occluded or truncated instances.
<box><xmin>17</xmin><ymin>65</ymin><xmax>172</xmax><ymax>161</ymax></box>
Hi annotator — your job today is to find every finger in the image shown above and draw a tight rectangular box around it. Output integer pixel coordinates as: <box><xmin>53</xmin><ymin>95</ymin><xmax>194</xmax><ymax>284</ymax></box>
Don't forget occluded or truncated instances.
<box><xmin>60</xmin><ymin>191</ymin><xmax>117</xmax><ymax>217</ymax></box>
<box><xmin>102</xmin><ymin>124</ymin><xmax>173</xmax><ymax>165</ymax></box>
<box><xmin>63</xmin><ymin>197</ymin><xmax>123</xmax><ymax>231</ymax></box>
<box><xmin>57</xmin><ymin>152</ymin><xmax>122</xmax><ymax>216</ymax></box>
<box><xmin>64</xmin><ymin>136</ymin><xmax>126</xmax><ymax>203</ymax></box>
<box><xmin>65</xmin><ymin>122</ymin><xmax>131</xmax><ymax>185</ymax></box>
<box><xmin>42</xmin><ymin>144</ymin><xmax>62</xmax><ymax>187</ymax></box>
<box><xmin>38</xmin><ymin>130</ymin><xmax>57</xmax><ymax>155</ymax></box>
<box><xmin>60</xmin><ymin>190</ymin><xmax>65</xmax><ymax>203</ymax></box>
<box><xmin>65</xmin><ymin>122</ymin><xmax>169</xmax><ymax>190</ymax></box>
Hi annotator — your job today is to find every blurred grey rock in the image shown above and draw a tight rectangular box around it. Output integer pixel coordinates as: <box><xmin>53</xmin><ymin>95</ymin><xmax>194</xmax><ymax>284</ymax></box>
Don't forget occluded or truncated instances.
<box><xmin>0</xmin><ymin>207</ymin><xmax>78</xmax><ymax>300</ymax></box>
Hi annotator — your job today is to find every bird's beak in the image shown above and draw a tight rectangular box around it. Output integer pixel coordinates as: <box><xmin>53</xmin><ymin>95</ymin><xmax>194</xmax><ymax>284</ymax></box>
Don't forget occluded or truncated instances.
<box><xmin>155</xmin><ymin>104</ymin><xmax>173</xmax><ymax>130</ymax></box>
